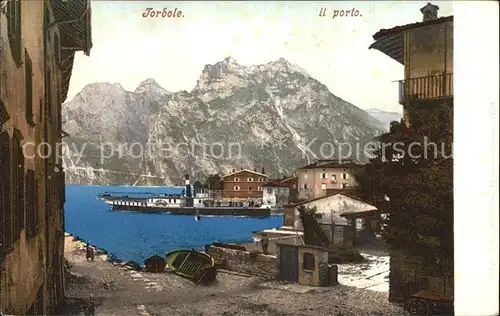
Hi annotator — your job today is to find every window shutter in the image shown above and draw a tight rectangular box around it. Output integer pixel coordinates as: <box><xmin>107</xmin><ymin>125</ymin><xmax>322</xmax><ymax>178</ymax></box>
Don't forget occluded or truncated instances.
<box><xmin>1</xmin><ymin>131</ymin><xmax>13</xmax><ymax>254</ymax></box>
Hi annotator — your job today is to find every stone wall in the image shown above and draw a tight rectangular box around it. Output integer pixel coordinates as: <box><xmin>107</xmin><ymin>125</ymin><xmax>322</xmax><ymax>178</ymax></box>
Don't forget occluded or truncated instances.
<box><xmin>245</xmin><ymin>235</ymin><xmax>303</xmax><ymax>255</ymax></box>
<box><xmin>389</xmin><ymin>253</ymin><xmax>454</xmax><ymax>303</ymax></box>
<box><xmin>207</xmin><ymin>245</ymin><xmax>277</xmax><ymax>280</ymax></box>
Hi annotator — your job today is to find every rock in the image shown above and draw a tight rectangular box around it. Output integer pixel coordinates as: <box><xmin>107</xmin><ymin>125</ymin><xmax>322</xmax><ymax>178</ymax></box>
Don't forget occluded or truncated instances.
<box><xmin>62</xmin><ymin>58</ymin><xmax>383</xmax><ymax>186</ymax></box>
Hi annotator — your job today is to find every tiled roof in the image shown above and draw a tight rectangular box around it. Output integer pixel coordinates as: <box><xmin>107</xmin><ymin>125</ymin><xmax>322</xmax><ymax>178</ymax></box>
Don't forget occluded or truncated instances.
<box><xmin>373</xmin><ymin>16</ymin><xmax>453</xmax><ymax>39</ymax></box>
<box><xmin>222</xmin><ymin>169</ymin><xmax>268</xmax><ymax>178</ymax></box>
<box><xmin>281</xmin><ymin>175</ymin><xmax>298</xmax><ymax>183</ymax></box>
<box><xmin>262</xmin><ymin>179</ymin><xmax>291</xmax><ymax>187</ymax></box>
<box><xmin>286</xmin><ymin>192</ymin><xmax>374</xmax><ymax>208</ymax></box>
<box><xmin>297</xmin><ymin>159</ymin><xmax>359</xmax><ymax>170</ymax></box>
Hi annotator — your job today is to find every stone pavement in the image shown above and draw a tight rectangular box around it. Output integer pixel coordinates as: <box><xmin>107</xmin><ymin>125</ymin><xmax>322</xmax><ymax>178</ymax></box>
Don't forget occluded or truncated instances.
<box><xmin>63</xmin><ymin>236</ymin><xmax>408</xmax><ymax>316</ymax></box>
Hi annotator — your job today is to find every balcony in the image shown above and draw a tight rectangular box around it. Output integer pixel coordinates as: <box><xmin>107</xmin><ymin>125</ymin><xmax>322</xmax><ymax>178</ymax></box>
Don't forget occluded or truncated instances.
<box><xmin>398</xmin><ymin>73</ymin><xmax>453</xmax><ymax>104</ymax></box>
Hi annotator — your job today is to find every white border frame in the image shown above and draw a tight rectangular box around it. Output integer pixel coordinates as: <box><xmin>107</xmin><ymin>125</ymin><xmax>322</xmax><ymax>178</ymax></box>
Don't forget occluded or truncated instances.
<box><xmin>454</xmin><ymin>1</ymin><xmax>499</xmax><ymax>315</ymax></box>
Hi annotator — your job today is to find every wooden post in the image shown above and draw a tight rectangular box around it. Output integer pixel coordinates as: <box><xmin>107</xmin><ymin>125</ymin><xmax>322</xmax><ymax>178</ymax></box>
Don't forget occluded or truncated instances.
<box><xmin>443</xmin><ymin>23</ymin><xmax>448</xmax><ymax>96</ymax></box>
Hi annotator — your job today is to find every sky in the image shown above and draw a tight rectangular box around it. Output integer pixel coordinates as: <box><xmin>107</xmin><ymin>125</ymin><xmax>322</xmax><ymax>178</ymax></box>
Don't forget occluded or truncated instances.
<box><xmin>68</xmin><ymin>1</ymin><xmax>454</xmax><ymax>113</ymax></box>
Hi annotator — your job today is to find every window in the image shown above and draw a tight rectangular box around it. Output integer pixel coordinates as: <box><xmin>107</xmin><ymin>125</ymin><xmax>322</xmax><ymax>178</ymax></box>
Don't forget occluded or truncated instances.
<box><xmin>234</xmin><ymin>177</ymin><xmax>240</xmax><ymax>182</ymax></box>
<box><xmin>234</xmin><ymin>186</ymin><xmax>240</xmax><ymax>191</ymax></box>
<box><xmin>248</xmin><ymin>186</ymin><xmax>252</xmax><ymax>192</ymax></box>
<box><xmin>332</xmin><ymin>174</ymin><xmax>337</xmax><ymax>182</ymax></box>
<box><xmin>341</xmin><ymin>183</ymin><xmax>349</xmax><ymax>189</ymax></box>
<box><xmin>54</xmin><ymin>33</ymin><xmax>61</xmax><ymax>67</ymax></box>
<box><xmin>321</xmin><ymin>183</ymin><xmax>326</xmax><ymax>190</ymax></box>
<box><xmin>303</xmin><ymin>253</ymin><xmax>315</xmax><ymax>271</ymax></box>
<box><xmin>266</xmin><ymin>188</ymin><xmax>272</xmax><ymax>194</ymax></box>
<box><xmin>1</xmin><ymin>131</ymin><xmax>13</xmax><ymax>257</ymax></box>
<box><xmin>25</xmin><ymin>169</ymin><xmax>38</xmax><ymax>239</ymax></box>
<box><xmin>314</xmin><ymin>213</ymin><xmax>323</xmax><ymax>219</ymax></box>
<box><xmin>258</xmin><ymin>187</ymin><xmax>262</xmax><ymax>191</ymax></box>
<box><xmin>25</xmin><ymin>49</ymin><xmax>35</xmax><ymax>125</ymax></box>
<box><xmin>247</xmin><ymin>177</ymin><xmax>253</xmax><ymax>182</ymax></box>
<box><xmin>46</xmin><ymin>70</ymin><xmax>52</xmax><ymax>122</ymax></box>
<box><xmin>342</xmin><ymin>173</ymin><xmax>349</xmax><ymax>180</ymax></box>
<box><xmin>321</xmin><ymin>173</ymin><xmax>327</xmax><ymax>179</ymax></box>
<box><xmin>7</xmin><ymin>0</ymin><xmax>22</xmax><ymax>66</ymax></box>
<box><xmin>1</xmin><ymin>99</ymin><xmax>9</xmax><ymax>128</ymax></box>
<box><xmin>303</xmin><ymin>184</ymin><xmax>308</xmax><ymax>189</ymax></box>
<box><xmin>13</xmin><ymin>129</ymin><xmax>24</xmax><ymax>241</ymax></box>
<box><xmin>303</xmin><ymin>170</ymin><xmax>307</xmax><ymax>173</ymax></box>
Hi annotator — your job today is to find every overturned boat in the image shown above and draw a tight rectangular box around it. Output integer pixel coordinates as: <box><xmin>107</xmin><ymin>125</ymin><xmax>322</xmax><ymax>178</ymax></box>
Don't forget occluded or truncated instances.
<box><xmin>165</xmin><ymin>249</ymin><xmax>217</xmax><ymax>285</ymax></box>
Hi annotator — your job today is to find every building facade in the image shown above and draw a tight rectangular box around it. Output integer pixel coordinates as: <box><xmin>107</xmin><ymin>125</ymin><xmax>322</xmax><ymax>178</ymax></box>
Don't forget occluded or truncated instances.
<box><xmin>0</xmin><ymin>0</ymin><xmax>92</xmax><ymax>314</ymax></box>
<box><xmin>281</xmin><ymin>175</ymin><xmax>298</xmax><ymax>203</ymax></box>
<box><xmin>283</xmin><ymin>193</ymin><xmax>377</xmax><ymax>246</ymax></box>
<box><xmin>370</xmin><ymin>2</ymin><xmax>453</xmax><ymax>129</ymax></box>
<box><xmin>221</xmin><ymin>169</ymin><xmax>268</xmax><ymax>201</ymax></box>
<box><xmin>369</xmin><ymin>3</ymin><xmax>454</xmax><ymax>302</ymax></box>
<box><xmin>262</xmin><ymin>180</ymin><xmax>291</xmax><ymax>207</ymax></box>
<box><xmin>296</xmin><ymin>160</ymin><xmax>359</xmax><ymax>201</ymax></box>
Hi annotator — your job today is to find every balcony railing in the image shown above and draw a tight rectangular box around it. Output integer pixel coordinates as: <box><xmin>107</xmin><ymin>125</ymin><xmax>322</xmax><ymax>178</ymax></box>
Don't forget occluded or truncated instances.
<box><xmin>398</xmin><ymin>73</ymin><xmax>453</xmax><ymax>104</ymax></box>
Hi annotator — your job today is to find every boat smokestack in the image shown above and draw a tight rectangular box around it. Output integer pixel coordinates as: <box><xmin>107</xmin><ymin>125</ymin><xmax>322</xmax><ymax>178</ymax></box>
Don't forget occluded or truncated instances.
<box><xmin>185</xmin><ymin>174</ymin><xmax>193</xmax><ymax>207</ymax></box>
<box><xmin>185</xmin><ymin>174</ymin><xmax>192</xmax><ymax>197</ymax></box>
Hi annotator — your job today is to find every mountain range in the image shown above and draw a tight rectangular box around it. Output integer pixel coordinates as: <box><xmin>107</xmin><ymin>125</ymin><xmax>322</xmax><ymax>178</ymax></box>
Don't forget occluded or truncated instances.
<box><xmin>365</xmin><ymin>108</ymin><xmax>402</xmax><ymax>131</ymax></box>
<box><xmin>62</xmin><ymin>57</ymin><xmax>395</xmax><ymax>186</ymax></box>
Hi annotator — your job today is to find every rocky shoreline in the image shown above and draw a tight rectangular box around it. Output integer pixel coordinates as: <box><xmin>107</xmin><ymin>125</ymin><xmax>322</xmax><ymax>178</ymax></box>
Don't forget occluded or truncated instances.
<box><xmin>62</xmin><ymin>233</ymin><xmax>408</xmax><ymax>315</ymax></box>
<box><xmin>64</xmin><ymin>232</ymin><xmax>143</xmax><ymax>270</ymax></box>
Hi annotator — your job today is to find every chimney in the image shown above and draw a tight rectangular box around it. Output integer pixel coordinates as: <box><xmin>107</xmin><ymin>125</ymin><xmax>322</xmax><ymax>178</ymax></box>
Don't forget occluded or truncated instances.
<box><xmin>261</xmin><ymin>167</ymin><xmax>265</xmax><ymax>174</ymax></box>
<box><xmin>232</xmin><ymin>169</ymin><xmax>235</xmax><ymax>173</ymax></box>
<box><xmin>420</xmin><ymin>2</ymin><xmax>439</xmax><ymax>21</ymax></box>
<box><xmin>254</xmin><ymin>168</ymin><xmax>257</xmax><ymax>172</ymax></box>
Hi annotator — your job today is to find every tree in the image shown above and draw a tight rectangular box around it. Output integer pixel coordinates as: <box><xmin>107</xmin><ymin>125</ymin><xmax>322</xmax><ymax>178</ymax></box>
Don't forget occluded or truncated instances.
<box><xmin>297</xmin><ymin>205</ymin><xmax>331</xmax><ymax>248</ymax></box>
<box><xmin>193</xmin><ymin>181</ymin><xmax>204</xmax><ymax>191</ymax></box>
<box><xmin>205</xmin><ymin>174</ymin><xmax>223</xmax><ymax>190</ymax></box>
<box><xmin>355</xmin><ymin>112</ymin><xmax>453</xmax><ymax>272</ymax></box>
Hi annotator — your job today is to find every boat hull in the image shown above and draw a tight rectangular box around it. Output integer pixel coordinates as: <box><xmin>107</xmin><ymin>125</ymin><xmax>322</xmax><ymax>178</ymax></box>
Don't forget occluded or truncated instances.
<box><xmin>165</xmin><ymin>250</ymin><xmax>216</xmax><ymax>283</ymax></box>
<box><xmin>111</xmin><ymin>204</ymin><xmax>271</xmax><ymax>217</ymax></box>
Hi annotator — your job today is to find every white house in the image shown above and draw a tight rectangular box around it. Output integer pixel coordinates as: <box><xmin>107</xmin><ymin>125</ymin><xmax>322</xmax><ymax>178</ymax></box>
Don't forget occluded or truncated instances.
<box><xmin>281</xmin><ymin>193</ymin><xmax>377</xmax><ymax>245</ymax></box>
<box><xmin>262</xmin><ymin>180</ymin><xmax>290</xmax><ymax>207</ymax></box>
<box><xmin>286</xmin><ymin>193</ymin><xmax>376</xmax><ymax>228</ymax></box>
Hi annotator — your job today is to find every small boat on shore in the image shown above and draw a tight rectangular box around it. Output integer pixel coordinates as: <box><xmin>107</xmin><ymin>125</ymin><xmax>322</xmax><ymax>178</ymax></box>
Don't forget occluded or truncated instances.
<box><xmin>165</xmin><ymin>249</ymin><xmax>217</xmax><ymax>285</ymax></box>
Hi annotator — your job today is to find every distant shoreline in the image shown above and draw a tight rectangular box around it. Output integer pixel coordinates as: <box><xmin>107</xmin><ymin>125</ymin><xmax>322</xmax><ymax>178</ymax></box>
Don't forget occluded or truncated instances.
<box><xmin>65</xmin><ymin>184</ymin><xmax>185</xmax><ymax>188</ymax></box>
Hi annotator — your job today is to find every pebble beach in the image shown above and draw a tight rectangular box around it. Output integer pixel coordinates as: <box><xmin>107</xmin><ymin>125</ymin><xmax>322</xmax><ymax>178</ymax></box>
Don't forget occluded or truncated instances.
<box><xmin>62</xmin><ymin>233</ymin><xmax>408</xmax><ymax>316</ymax></box>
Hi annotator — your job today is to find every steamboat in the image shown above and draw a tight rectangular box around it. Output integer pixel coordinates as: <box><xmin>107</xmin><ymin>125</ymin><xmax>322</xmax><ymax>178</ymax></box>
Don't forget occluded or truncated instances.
<box><xmin>97</xmin><ymin>175</ymin><xmax>271</xmax><ymax>217</ymax></box>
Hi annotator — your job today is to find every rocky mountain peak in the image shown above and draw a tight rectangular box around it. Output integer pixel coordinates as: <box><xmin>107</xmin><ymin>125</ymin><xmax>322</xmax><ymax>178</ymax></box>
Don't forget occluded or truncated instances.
<box><xmin>134</xmin><ymin>78</ymin><xmax>170</xmax><ymax>95</ymax></box>
<box><xmin>67</xmin><ymin>82</ymin><xmax>126</xmax><ymax>111</ymax></box>
<box><xmin>62</xmin><ymin>57</ymin><xmax>383</xmax><ymax>186</ymax></box>
<box><xmin>223</xmin><ymin>56</ymin><xmax>237</xmax><ymax>64</ymax></box>
<box><xmin>81</xmin><ymin>82</ymin><xmax>125</xmax><ymax>94</ymax></box>
<box><xmin>264</xmin><ymin>58</ymin><xmax>310</xmax><ymax>77</ymax></box>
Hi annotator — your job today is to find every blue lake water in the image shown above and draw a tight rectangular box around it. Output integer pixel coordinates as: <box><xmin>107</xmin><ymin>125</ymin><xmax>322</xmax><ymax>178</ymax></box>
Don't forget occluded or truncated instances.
<box><xmin>64</xmin><ymin>185</ymin><xmax>283</xmax><ymax>263</ymax></box>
